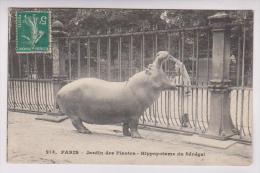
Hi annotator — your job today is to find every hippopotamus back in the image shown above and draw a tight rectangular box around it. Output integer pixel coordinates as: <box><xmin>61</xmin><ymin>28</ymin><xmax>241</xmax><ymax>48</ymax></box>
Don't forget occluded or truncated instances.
<box><xmin>57</xmin><ymin>78</ymin><xmax>144</xmax><ymax>124</ymax></box>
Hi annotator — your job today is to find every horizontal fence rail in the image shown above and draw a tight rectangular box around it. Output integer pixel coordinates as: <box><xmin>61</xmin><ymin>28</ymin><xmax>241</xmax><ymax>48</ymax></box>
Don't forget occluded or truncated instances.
<box><xmin>8</xmin><ymin>21</ymin><xmax>253</xmax><ymax>142</ymax></box>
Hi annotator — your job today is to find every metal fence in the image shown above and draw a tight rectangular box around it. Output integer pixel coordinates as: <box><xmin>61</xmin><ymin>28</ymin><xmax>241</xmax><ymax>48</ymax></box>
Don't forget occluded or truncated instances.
<box><xmin>8</xmin><ymin>20</ymin><xmax>253</xmax><ymax>142</ymax></box>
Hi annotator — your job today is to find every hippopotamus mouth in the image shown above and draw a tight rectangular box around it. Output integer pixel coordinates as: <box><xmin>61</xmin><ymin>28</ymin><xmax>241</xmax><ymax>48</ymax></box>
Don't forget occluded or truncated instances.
<box><xmin>160</xmin><ymin>53</ymin><xmax>191</xmax><ymax>86</ymax></box>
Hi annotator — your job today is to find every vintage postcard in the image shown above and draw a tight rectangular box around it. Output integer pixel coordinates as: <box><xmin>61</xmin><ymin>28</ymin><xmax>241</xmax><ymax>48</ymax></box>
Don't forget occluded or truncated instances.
<box><xmin>6</xmin><ymin>7</ymin><xmax>254</xmax><ymax>166</ymax></box>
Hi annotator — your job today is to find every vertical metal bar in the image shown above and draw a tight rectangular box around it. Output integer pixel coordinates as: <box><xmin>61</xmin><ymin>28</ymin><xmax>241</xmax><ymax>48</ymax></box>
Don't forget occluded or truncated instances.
<box><xmin>37</xmin><ymin>57</ymin><xmax>42</xmax><ymax>111</ymax></box>
<box><xmin>181</xmin><ymin>32</ymin><xmax>185</xmax><ymax>123</ymax></box>
<box><xmin>50</xmin><ymin>79</ymin><xmax>54</xmax><ymax>111</ymax></box>
<box><xmin>178</xmin><ymin>32</ymin><xmax>182</xmax><ymax>60</ymax></box>
<box><xmin>97</xmin><ymin>38</ymin><xmax>101</xmax><ymax>78</ymax></box>
<box><xmin>169</xmin><ymin>91</ymin><xmax>175</xmax><ymax>126</ymax></box>
<box><xmin>236</xmin><ymin>36</ymin><xmax>241</xmax><ymax>86</ymax></box>
<box><xmin>167</xmin><ymin>91</ymin><xmax>171</xmax><ymax>127</ymax></box>
<box><xmin>195</xmin><ymin>30</ymin><xmax>201</xmax><ymax>131</ymax></box>
<box><xmin>27</xmin><ymin>55</ymin><xmax>31</xmax><ymax>111</ymax></box>
<box><xmin>47</xmin><ymin>80</ymin><xmax>51</xmax><ymax>111</ymax></box>
<box><xmin>166</xmin><ymin>33</ymin><xmax>174</xmax><ymax>127</ymax></box>
<box><xmin>47</xmin><ymin>78</ymin><xmax>53</xmax><ymax>111</ymax></box>
<box><xmin>173</xmin><ymin>90</ymin><xmax>179</xmax><ymax>126</ymax></box>
<box><xmin>29</xmin><ymin>56</ymin><xmax>35</xmax><ymax>110</ymax></box>
<box><xmin>87</xmin><ymin>38</ymin><xmax>91</xmax><ymax>77</ymax></box>
<box><xmin>190</xmin><ymin>31</ymin><xmax>196</xmax><ymax>128</ymax></box>
<box><xmin>163</xmin><ymin>93</ymin><xmax>167</xmax><ymax>126</ymax></box>
<box><xmin>118</xmin><ymin>37</ymin><xmax>122</xmax><ymax>81</ymax></box>
<box><xmin>181</xmin><ymin>31</ymin><xmax>184</xmax><ymax>62</ymax></box>
<box><xmin>10</xmin><ymin>46</ymin><xmax>14</xmax><ymax>78</ymax></box>
<box><xmin>34</xmin><ymin>54</ymin><xmax>39</xmax><ymax>112</ymax></box>
<box><xmin>234</xmin><ymin>89</ymin><xmax>239</xmax><ymax>130</ymax></box>
<box><xmin>157</xmin><ymin>95</ymin><xmax>164</xmax><ymax>126</ymax></box>
<box><xmin>21</xmin><ymin>54</ymin><xmax>28</xmax><ymax>110</ymax></box>
<box><xmin>12</xmin><ymin>79</ymin><xmax>16</xmax><ymax>110</ymax></box>
<box><xmin>156</xmin><ymin>99</ymin><xmax>163</xmax><ymax>126</ymax></box>
<box><xmin>18</xmin><ymin>54</ymin><xmax>21</xmax><ymax>77</ymax></box>
<box><xmin>240</xmin><ymin>20</ymin><xmax>246</xmax><ymax>138</ymax></box>
<box><xmin>24</xmin><ymin>77</ymin><xmax>29</xmax><ymax>111</ymax></box>
<box><xmin>241</xmin><ymin>25</ymin><xmax>246</xmax><ymax>87</ymax></box>
<box><xmin>107</xmin><ymin>37</ymin><xmax>111</xmax><ymax>80</ymax></box>
<box><xmin>247</xmin><ymin>90</ymin><xmax>251</xmax><ymax>137</ymax></box>
<box><xmin>206</xmin><ymin>30</ymin><xmax>210</xmax><ymax>124</ymax></box>
<box><xmin>13</xmin><ymin>57</ymin><xmax>18</xmax><ymax>109</ymax></box>
<box><xmin>77</xmin><ymin>39</ymin><xmax>81</xmax><ymax>78</ymax></box>
<box><xmin>45</xmin><ymin>78</ymin><xmax>50</xmax><ymax>112</ymax></box>
<box><xmin>18</xmin><ymin>54</ymin><xmax>23</xmax><ymax>109</ymax></box>
<box><xmin>142</xmin><ymin>34</ymin><xmax>145</xmax><ymax>70</ymax></box>
<box><xmin>7</xmin><ymin>80</ymin><xmax>11</xmax><ymax>109</ymax></box>
<box><xmin>235</xmin><ymin>25</ymin><xmax>241</xmax><ymax>130</ymax></box>
<box><xmin>154</xmin><ymin>104</ymin><xmax>157</xmax><ymax>126</ymax></box>
<box><xmin>44</xmin><ymin>81</ymin><xmax>48</xmax><ymax>112</ymax></box>
<box><xmin>129</xmin><ymin>35</ymin><xmax>133</xmax><ymax>77</ymax></box>
<box><xmin>160</xmin><ymin>93</ymin><xmax>166</xmax><ymax>126</ymax></box>
<box><xmin>42</xmin><ymin>54</ymin><xmax>47</xmax><ymax>112</ymax></box>
<box><xmin>166</xmin><ymin>33</ymin><xmax>171</xmax><ymax>77</ymax></box>
<box><xmin>177</xmin><ymin>31</ymin><xmax>181</xmax><ymax>125</ymax></box>
<box><xmin>191</xmin><ymin>31</ymin><xmax>195</xmax><ymax>85</ymax></box>
<box><xmin>159</xmin><ymin>93</ymin><xmax>164</xmax><ymax>125</ymax></box>
<box><xmin>201</xmin><ymin>83</ymin><xmax>206</xmax><ymax>130</ymax></box>
<box><xmin>240</xmin><ymin>88</ymin><xmax>245</xmax><ymax>137</ymax></box>
<box><xmin>16</xmin><ymin>55</ymin><xmax>21</xmax><ymax>109</ymax></box>
<box><xmin>167</xmin><ymin>33</ymin><xmax>171</xmax><ymax>53</ymax></box>
<box><xmin>7</xmin><ymin>42</ymin><xmax>10</xmax><ymax>108</ymax></box>
<box><xmin>43</xmin><ymin>54</ymin><xmax>46</xmax><ymax>79</ymax></box>
<box><xmin>38</xmin><ymin>79</ymin><xmax>43</xmax><ymax>112</ymax></box>
<box><xmin>191</xmin><ymin>87</ymin><xmax>195</xmax><ymax>127</ymax></box>
<box><xmin>155</xmin><ymin>32</ymin><xmax>158</xmax><ymax>57</ymax></box>
<box><xmin>68</xmin><ymin>39</ymin><xmax>72</xmax><ymax>80</ymax></box>
<box><xmin>196</xmin><ymin>30</ymin><xmax>199</xmax><ymax>85</ymax></box>
<box><xmin>177</xmin><ymin>65</ymin><xmax>181</xmax><ymax>124</ymax></box>
<box><xmin>9</xmin><ymin>45</ymin><xmax>14</xmax><ymax>109</ymax></box>
<box><xmin>148</xmin><ymin>105</ymin><xmax>152</xmax><ymax>122</ymax></box>
<box><xmin>206</xmin><ymin>31</ymin><xmax>210</xmax><ymax>82</ymax></box>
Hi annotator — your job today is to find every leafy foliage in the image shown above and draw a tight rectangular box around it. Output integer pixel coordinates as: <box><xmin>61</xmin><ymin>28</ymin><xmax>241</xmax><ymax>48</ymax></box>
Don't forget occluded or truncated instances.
<box><xmin>9</xmin><ymin>8</ymin><xmax>253</xmax><ymax>37</ymax></box>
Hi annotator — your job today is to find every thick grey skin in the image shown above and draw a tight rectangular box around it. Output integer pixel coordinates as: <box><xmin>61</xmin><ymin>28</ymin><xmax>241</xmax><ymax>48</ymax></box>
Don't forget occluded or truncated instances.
<box><xmin>56</xmin><ymin>51</ymin><xmax>176</xmax><ymax>138</ymax></box>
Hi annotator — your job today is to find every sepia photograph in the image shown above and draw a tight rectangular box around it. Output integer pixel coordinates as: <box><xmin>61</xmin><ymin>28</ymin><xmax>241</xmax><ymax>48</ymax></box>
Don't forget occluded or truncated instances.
<box><xmin>6</xmin><ymin>7</ymin><xmax>254</xmax><ymax>166</ymax></box>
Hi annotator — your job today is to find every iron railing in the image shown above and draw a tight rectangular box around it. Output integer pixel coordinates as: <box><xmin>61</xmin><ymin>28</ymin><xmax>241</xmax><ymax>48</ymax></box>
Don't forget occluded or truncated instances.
<box><xmin>8</xmin><ymin>21</ymin><xmax>253</xmax><ymax>142</ymax></box>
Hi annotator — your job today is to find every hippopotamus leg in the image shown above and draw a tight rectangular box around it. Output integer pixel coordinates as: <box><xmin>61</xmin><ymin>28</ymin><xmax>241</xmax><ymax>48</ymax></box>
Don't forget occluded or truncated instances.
<box><xmin>70</xmin><ymin>116</ymin><xmax>92</xmax><ymax>134</ymax></box>
<box><xmin>129</xmin><ymin>118</ymin><xmax>142</xmax><ymax>138</ymax></box>
<box><xmin>122</xmin><ymin>123</ymin><xmax>131</xmax><ymax>136</ymax></box>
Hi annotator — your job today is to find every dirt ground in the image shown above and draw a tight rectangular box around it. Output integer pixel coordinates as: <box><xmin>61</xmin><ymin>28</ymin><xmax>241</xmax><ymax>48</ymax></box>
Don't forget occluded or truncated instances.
<box><xmin>7</xmin><ymin>111</ymin><xmax>252</xmax><ymax>165</ymax></box>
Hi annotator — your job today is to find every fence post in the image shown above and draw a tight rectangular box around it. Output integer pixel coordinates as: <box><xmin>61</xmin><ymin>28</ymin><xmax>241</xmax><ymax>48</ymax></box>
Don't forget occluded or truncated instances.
<box><xmin>203</xmin><ymin>12</ymin><xmax>237</xmax><ymax>140</ymax></box>
<box><xmin>50</xmin><ymin>20</ymin><xmax>68</xmax><ymax>114</ymax></box>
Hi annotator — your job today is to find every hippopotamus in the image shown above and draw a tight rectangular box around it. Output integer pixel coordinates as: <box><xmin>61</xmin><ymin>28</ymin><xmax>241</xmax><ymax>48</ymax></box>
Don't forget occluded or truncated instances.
<box><xmin>56</xmin><ymin>51</ymin><xmax>177</xmax><ymax>138</ymax></box>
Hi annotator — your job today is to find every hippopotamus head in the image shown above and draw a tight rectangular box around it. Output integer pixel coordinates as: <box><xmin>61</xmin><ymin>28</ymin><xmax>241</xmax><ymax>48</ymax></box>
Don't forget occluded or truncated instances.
<box><xmin>144</xmin><ymin>51</ymin><xmax>176</xmax><ymax>90</ymax></box>
<box><xmin>126</xmin><ymin>51</ymin><xmax>176</xmax><ymax>108</ymax></box>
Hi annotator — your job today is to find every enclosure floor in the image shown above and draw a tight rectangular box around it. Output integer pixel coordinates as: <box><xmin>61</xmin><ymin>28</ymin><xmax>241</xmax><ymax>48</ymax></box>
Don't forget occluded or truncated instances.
<box><xmin>7</xmin><ymin>111</ymin><xmax>251</xmax><ymax>165</ymax></box>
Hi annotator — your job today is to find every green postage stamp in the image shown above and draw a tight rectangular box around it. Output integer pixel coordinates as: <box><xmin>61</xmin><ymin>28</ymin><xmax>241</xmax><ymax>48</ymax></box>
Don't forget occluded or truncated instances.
<box><xmin>16</xmin><ymin>11</ymin><xmax>51</xmax><ymax>53</ymax></box>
